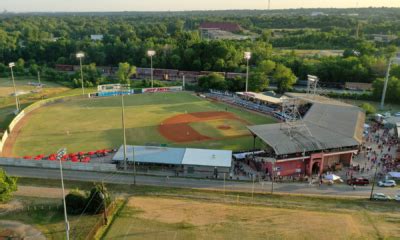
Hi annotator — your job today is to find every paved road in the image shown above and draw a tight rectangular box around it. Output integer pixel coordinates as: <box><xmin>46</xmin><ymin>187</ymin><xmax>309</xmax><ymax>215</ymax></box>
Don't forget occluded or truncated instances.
<box><xmin>4</xmin><ymin>166</ymin><xmax>399</xmax><ymax>198</ymax></box>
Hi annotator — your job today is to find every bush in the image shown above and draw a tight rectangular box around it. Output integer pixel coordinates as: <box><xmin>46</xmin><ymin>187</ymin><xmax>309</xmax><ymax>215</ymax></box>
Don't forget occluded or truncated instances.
<box><xmin>65</xmin><ymin>189</ymin><xmax>87</xmax><ymax>215</ymax></box>
<box><xmin>360</xmin><ymin>103</ymin><xmax>377</xmax><ymax>115</ymax></box>
<box><xmin>0</xmin><ymin>169</ymin><xmax>18</xmax><ymax>203</ymax></box>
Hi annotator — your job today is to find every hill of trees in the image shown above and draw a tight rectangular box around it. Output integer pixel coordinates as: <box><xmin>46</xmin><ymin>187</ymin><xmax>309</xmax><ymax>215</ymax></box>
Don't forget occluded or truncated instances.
<box><xmin>0</xmin><ymin>8</ymin><xmax>399</xmax><ymax>99</ymax></box>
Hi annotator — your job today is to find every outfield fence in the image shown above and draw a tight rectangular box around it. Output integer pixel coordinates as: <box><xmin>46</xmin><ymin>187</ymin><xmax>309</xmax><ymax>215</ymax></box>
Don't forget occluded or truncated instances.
<box><xmin>0</xmin><ymin>157</ymin><xmax>117</xmax><ymax>172</ymax></box>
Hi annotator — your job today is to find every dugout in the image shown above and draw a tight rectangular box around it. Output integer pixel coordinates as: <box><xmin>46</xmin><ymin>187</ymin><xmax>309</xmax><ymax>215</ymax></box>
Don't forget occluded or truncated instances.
<box><xmin>112</xmin><ymin>145</ymin><xmax>232</xmax><ymax>177</ymax></box>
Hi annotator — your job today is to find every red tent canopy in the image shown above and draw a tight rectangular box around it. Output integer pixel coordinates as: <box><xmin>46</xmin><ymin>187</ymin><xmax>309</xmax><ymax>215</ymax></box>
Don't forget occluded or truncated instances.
<box><xmin>87</xmin><ymin>151</ymin><xmax>96</xmax><ymax>155</ymax></box>
<box><xmin>23</xmin><ymin>156</ymin><xmax>32</xmax><ymax>160</ymax></box>
<box><xmin>48</xmin><ymin>156</ymin><xmax>56</xmax><ymax>161</ymax></box>
<box><xmin>71</xmin><ymin>156</ymin><xmax>79</xmax><ymax>162</ymax></box>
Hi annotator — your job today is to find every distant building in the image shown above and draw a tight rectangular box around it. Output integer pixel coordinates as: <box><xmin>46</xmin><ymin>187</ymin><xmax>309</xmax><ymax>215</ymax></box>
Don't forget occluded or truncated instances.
<box><xmin>200</xmin><ymin>22</ymin><xmax>241</xmax><ymax>32</ymax></box>
<box><xmin>370</xmin><ymin>34</ymin><xmax>397</xmax><ymax>43</ymax></box>
<box><xmin>90</xmin><ymin>34</ymin><xmax>104</xmax><ymax>41</ymax></box>
<box><xmin>199</xmin><ymin>22</ymin><xmax>248</xmax><ymax>40</ymax></box>
<box><xmin>311</xmin><ymin>12</ymin><xmax>327</xmax><ymax>17</ymax></box>
<box><xmin>345</xmin><ymin>82</ymin><xmax>372</xmax><ymax>91</ymax></box>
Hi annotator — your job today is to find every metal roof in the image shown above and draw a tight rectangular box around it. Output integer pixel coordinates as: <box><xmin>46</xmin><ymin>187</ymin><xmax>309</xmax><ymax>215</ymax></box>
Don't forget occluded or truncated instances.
<box><xmin>236</xmin><ymin>91</ymin><xmax>286</xmax><ymax>105</ymax></box>
<box><xmin>248</xmin><ymin>102</ymin><xmax>365</xmax><ymax>155</ymax></box>
<box><xmin>113</xmin><ymin>145</ymin><xmax>232</xmax><ymax>168</ymax></box>
<box><xmin>182</xmin><ymin>148</ymin><xmax>232</xmax><ymax>167</ymax></box>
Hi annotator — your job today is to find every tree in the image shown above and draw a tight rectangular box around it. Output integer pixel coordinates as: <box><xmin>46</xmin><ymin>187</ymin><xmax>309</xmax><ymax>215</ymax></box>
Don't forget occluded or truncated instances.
<box><xmin>248</xmin><ymin>60</ymin><xmax>276</xmax><ymax>92</ymax></box>
<box><xmin>0</xmin><ymin>169</ymin><xmax>18</xmax><ymax>203</ymax></box>
<box><xmin>65</xmin><ymin>189</ymin><xmax>87</xmax><ymax>215</ymax></box>
<box><xmin>198</xmin><ymin>73</ymin><xmax>226</xmax><ymax>91</ymax></box>
<box><xmin>274</xmin><ymin>64</ymin><xmax>297</xmax><ymax>93</ymax></box>
<box><xmin>116</xmin><ymin>62</ymin><xmax>137</xmax><ymax>85</ymax></box>
<box><xmin>86</xmin><ymin>183</ymin><xmax>111</xmax><ymax>214</ymax></box>
<box><xmin>360</xmin><ymin>103</ymin><xmax>376</xmax><ymax>115</ymax></box>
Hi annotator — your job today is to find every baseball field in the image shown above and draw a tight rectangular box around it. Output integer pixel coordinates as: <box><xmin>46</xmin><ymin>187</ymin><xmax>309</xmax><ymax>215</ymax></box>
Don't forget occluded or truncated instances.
<box><xmin>6</xmin><ymin>92</ymin><xmax>276</xmax><ymax>157</ymax></box>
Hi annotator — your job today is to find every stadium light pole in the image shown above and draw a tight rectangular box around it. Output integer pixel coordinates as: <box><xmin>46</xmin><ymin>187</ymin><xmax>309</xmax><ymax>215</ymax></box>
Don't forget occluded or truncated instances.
<box><xmin>57</xmin><ymin>148</ymin><xmax>69</xmax><ymax>240</ymax></box>
<box><xmin>380</xmin><ymin>53</ymin><xmax>400</xmax><ymax>110</ymax></box>
<box><xmin>147</xmin><ymin>50</ymin><xmax>156</xmax><ymax>88</ymax></box>
<box><xmin>8</xmin><ymin>62</ymin><xmax>20</xmax><ymax>113</ymax></box>
<box><xmin>244</xmin><ymin>52</ymin><xmax>251</xmax><ymax>92</ymax></box>
<box><xmin>76</xmin><ymin>52</ymin><xmax>85</xmax><ymax>96</ymax></box>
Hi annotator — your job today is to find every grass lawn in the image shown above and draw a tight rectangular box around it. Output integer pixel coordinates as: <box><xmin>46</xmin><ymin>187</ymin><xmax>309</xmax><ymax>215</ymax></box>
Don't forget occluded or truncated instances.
<box><xmin>104</xmin><ymin>195</ymin><xmax>400</xmax><ymax>240</ymax></box>
<box><xmin>16</xmin><ymin>178</ymin><xmax>400</xmax><ymax>240</ymax></box>
<box><xmin>12</xmin><ymin>92</ymin><xmax>276</xmax><ymax>156</ymax></box>
<box><xmin>0</xmin><ymin>196</ymin><xmax>100</xmax><ymax>240</ymax></box>
<box><xmin>0</xmin><ymin>77</ymin><xmax>93</xmax><ymax>135</ymax></box>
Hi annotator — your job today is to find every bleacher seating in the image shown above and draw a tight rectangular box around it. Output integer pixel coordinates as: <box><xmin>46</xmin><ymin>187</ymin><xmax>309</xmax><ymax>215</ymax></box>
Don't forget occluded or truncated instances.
<box><xmin>206</xmin><ymin>90</ymin><xmax>276</xmax><ymax>115</ymax></box>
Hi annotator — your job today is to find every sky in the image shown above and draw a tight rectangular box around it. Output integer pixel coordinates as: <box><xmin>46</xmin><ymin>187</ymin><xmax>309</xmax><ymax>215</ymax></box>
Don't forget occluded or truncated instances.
<box><xmin>1</xmin><ymin>0</ymin><xmax>400</xmax><ymax>12</ymax></box>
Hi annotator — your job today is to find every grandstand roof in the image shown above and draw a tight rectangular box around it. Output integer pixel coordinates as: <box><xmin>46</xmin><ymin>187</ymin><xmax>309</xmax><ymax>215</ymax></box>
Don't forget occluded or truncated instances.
<box><xmin>112</xmin><ymin>146</ymin><xmax>232</xmax><ymax>168</ymax></box>
<box><xmin>236</xmin><ymin>91</ymin><xmax>286</xmax><ymax>105</ymax></box>
<box><xmin>284</xmin><ymin>92</ymin><xmax>353</xmax><ymax>107</ymax></box>
<box><xmin>248</xmin><ymin>101</ymin><xmax>365</xmax><ymax>155</ymax></box>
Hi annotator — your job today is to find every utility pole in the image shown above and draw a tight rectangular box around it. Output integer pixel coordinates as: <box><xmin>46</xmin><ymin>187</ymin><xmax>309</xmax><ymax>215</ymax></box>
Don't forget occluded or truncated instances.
<box><xmin>369</xmin><ymin>163</ymin><xmax>379</xmax><ymax>200</ymax></box>
<box><xmin>132</xmin><ymin>145</ymin><xmax>136</xmax><ymax>185</ymax></box>
<box><xmin>57</xmin><ymin>148</ymin><xmax>69</xmax><ymax>240</ymax></box>
<box><xmin>121</xmin><ymin>93</ymin><xmax>127</xmax><ymax>171</ymax></box>
<box><xmin>37</xmin><ymin>71</ymin><xmax>41</xmax><ymax>85</ymax></box>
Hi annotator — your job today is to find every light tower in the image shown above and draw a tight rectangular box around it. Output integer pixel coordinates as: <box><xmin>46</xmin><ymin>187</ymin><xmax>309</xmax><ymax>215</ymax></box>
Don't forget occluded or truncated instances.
<box><xmin>76</xmin><ymin>52</ymin><xmax>85</xmax><ymax>95</ymax></box>
<box><xmin>244</xmin><ymin>52</ymin><xmax>251</xmax><ymax>92</ymax></box>
<box><xmin>147</xmin><ymin>50</ymin><xmax>156</xmax><ymax>88</ymax></box>
<box><xmin>8</xmin><ymin>62</ymin><xmax>20</xmax><ymax>113</ymax></box>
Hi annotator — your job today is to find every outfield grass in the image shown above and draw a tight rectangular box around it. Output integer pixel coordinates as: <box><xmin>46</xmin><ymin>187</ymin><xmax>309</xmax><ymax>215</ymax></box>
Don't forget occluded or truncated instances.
<box><xmin>0</xmin><ymin>77</ymin><xmax>91</xmax><ymax>134</ymax></box>
<box><xmin>0</xmin><ymin>196</ymin><xmax>100</xmax><ymax>240</ymax></box>
<box><xmin>12</xmin><ymin>92</ymin><xmax>275</xmax><ymax>156</ymax></box>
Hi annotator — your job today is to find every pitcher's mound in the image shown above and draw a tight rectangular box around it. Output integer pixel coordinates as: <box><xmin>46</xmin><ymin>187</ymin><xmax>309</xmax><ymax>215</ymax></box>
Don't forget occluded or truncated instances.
<box><xmin>218</xmin><ymin>125</ymin><xmax>231</xmax><ymax>130</ymax></box>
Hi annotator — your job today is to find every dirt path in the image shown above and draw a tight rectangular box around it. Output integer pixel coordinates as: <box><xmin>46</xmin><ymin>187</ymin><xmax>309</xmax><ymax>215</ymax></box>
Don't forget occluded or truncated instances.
<box><xmin>15</xmin><ymin>185</ymin><xmax>70</xmax><ymax>199</ymax></box>
<box><xmin>1</xmin><ymin>109</ymin><xmax>37</xmax><ymax>157</ymax></box>
<box><xmin>158</xmin><ymin>111</ymin><xmax>248</xmax><ymax>143</ymax></box>
<box><xmin>0</xmin><ymin>220</ymin><xmax>46</xmax><ymax>240</ymax></box>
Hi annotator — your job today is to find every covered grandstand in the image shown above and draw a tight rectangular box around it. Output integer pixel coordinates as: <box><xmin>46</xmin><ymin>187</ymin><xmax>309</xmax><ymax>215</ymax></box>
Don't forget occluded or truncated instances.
<box><xmin>112</xmin><ymin>145</ymin><xmax>232</xmax><ymax>177</ymax></box>
<box><xmin>248</xmin><ymin>95</ymin><xmax>365</xmax><ymax>177</ymax></box>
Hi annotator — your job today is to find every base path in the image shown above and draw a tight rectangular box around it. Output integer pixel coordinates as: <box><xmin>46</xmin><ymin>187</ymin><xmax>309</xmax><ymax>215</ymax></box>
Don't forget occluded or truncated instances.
<box><xmin>158</xmin><ymin>111</ymin><xmax>248</xmax><ymax>143</ymax></box>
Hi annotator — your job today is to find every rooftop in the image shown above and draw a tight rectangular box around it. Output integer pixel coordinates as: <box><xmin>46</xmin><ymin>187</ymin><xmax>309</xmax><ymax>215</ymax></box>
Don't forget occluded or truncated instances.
<box><xmin>199</xmin><ymin>22</ymin><xmax>241</xmax><ymax>32</ymax></box>
<box><xmin>113</xmin><ymin>145</ymin><xmax>232</xmax><ymax>168</ymax></box>
<box><xmin>248</xmin><ymin>97</ymin><xmax>365</xmax><ymax>155</ymax></box>
<box><xmin>236</xmin><ymin>91</ymin><xmax>287</xmax><ymax>105</ymax></box>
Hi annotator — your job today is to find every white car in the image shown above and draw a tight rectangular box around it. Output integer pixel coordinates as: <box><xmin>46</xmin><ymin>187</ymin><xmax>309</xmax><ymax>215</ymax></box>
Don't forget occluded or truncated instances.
<box><xmin>372</xmin><ymin>193</ymin><xmax>391</xmax><ymax>201</ymax></box>
<box><xmin>394</xmin><ymin>194</ymin><xmax>400</xmax><ymax>201</ymax></box>
<box><xmin>378</xmin><ymin>180</ymin><xmax>397</xmax><ymax>187</ymax></box>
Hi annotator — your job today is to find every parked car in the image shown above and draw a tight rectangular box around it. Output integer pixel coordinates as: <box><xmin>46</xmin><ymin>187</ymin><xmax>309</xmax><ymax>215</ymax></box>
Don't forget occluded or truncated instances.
<box><xmin>347</xmin><ymin>178</ymin><xmax>370</xmax><ymax>186</ymax></box>
<box><xmin>394</xmin><ymin>194</ymin><xmax>400</xmax><ymax>202</ymax></box>
<box><xmin>372</xmin><ymin>193</ymin><xmax>392</xmax><ymax>201</ymax></box>
<box><xmin>378</xmin><ymin>180</ymin><xmax>397</xmax><ymax>187</ymax></box>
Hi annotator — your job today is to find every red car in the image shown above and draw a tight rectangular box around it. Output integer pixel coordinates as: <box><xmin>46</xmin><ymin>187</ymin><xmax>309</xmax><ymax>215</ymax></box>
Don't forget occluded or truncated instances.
<box><xmin>347</xmin><ymin>178</ymin><xmax>370</xmax><ymax>186</ymax></box>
